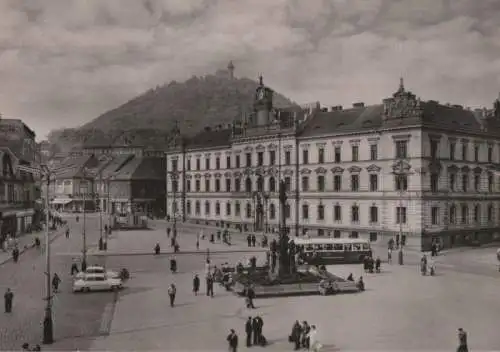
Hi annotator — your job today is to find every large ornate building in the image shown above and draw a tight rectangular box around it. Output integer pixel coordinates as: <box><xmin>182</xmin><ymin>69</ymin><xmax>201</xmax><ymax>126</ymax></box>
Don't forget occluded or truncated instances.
<box><xmin>165</xmin><ymin>76</ymin><xmax>500</xmax><ymax>251</ymax></box>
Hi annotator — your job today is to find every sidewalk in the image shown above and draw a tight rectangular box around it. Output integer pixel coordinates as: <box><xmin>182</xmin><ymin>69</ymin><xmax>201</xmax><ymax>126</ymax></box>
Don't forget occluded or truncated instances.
<box><xmin>0</xmin><ymin>227</ymin><xmax>66</xmax><ymax>265</ymax></box>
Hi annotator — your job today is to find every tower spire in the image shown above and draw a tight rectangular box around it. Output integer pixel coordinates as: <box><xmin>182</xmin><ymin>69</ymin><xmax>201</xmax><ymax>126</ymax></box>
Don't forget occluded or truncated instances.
<box><xmin>227</xmin><ymin>60</ymin><xmax>234</xmax><ymax>79</ymax></box>
<box><xmin>399</xmin><ymin>76</ymin><xmax>405</xmax><ymax>92</ymax></box>
<box><xmin>258</xmin><ymin>73</ymin><xmax>263</xmax><ymax>86</ymax></box>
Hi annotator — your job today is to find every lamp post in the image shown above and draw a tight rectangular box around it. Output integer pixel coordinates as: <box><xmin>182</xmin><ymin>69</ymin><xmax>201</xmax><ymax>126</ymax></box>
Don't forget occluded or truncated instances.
<box><xmin>80</xmin><ymin>176</ymin><xmax>88</xmax><ymax>271</ymax></box>
<box><xmin>98</xmin><ymin>172</ymin><xmax>104</xmax><ymax>250</ymax></box>
<box><xmin>170</xmin><ymin>171</ymin><xmax>178</xmax><ymax>242</ymax></box>
<box><xmin>392</xmin><ymin>160</ymin><xmax>411</xmax><ymax>265</ymax></box>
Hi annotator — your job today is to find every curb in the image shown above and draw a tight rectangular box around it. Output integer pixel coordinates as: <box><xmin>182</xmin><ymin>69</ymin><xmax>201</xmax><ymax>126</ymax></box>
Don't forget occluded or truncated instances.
<box><xmin>88</xmin><ymin>248</ymin><xmax>268</xmax><ymax>257</ymax></box>
<box><xmin>0</xmin><ymin>229</ymin><xmax>66</xmax><ymax>266</ymax></box>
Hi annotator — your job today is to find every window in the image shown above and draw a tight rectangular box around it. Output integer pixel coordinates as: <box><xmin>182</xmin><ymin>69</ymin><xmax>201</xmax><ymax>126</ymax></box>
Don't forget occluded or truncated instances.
<box><xmin>195</xmin><ymin>180</ymin><xmax>200</xmax><ymax>192</ymax></box>
<box><xmin>474</xmin><ymin>145</ymin><xmax>479</xmax><ymax>162</ymax></box>
<box><xmin>215</xmin><ymin>202</ymin><xmax>220</xmax><ymax>216</ymax></box>
<box><xmin>333</xmin><ymin>175</ymin><xmax>341</xmax><ymax>191</ymax></box>
<box><xmin>225</xmin><ymin>178</ymin><xmax>231</xmax><ymax>192</ymax></box>
<box><xmin>245</xmin><ymin>177</ymin><xmax>252</xmax><ymax>193</ymax></box>
<box><xmin>396</xmin><ymin>207</ymin><xmax>407</xmax><ymax>224</ymax></box>
<box><xmin>285</xmin><ymin>151</ymin><xmax>291</xmax><ymax>165</ymax></box>
<box><xmin>269</xmin><ymin>203</ymin><xmax>276</xmax><ymax>219</ymax></box>
<box><xmin>205</xmin><ymin>158</ymin><xmax>210</xmax><ymax>170</ymax></box>
<box><xmin>196</xmin><ymin>158</ymin><xmax>201</xmax><ymax>170</ymax></box>
<box><xmin>257</xmin><ymin>152</ymin><xmax>264</xmax><ymax>166</ymax></box>
<box><xmin>285</xmin><ymin>203</ymin><xmax>291</xmax><ymax>218</ymax></box>
<box><xmin>369</xmin><ymin>174</ymin><xmax>378</xmax><ymax>191</ymax></box>
<box><xmin>215</xmin><ymin>179</ymin><xmax>221</xmax><ymax>192</ymax></box>
<box><xmin>186</xmin><ymin>180</ymin><xmax>191</xmax><ymax>192</ymax></box>
<box><xmin>474</xmin><ymin>205</ymin><xmax>480</xmax><ymax>223</ymax></box>
<box><xmin>450</xmin><ymin>142</ymin><xmax>455</xmax><ymax>160</ymax></box>
<box><xmin>366</xmin><ymin>144</ymin><xmax>377</xmax><ymax>161</ymax></box>
<box><xmin>235</xmin><ymin>178</ymin><xmax>241</xmax><ymax>192</ymax></box>
<box><xmin>172</xmin><ymin>179</ymin><xmax>178</xmax><ymax>192</ymax></box>
<box><xmin>333</xmin><ymin>230</ymin><xmax>341</xmax><ymax>238</ymax></box>
<box><xmin>369</xmin><ymin>232</ymin><xmax>378</xmax><ymax>242</ymax></box>
<box><xmin>257</xmin><ymin>177</ymin><xmax>264</xmax><ymax>192</ymax></box>
<box><xmin>351</xmin><ymin>205</ymin><xmax>359</xmax><ymax>222</ymax></box>
<box><xmin>187</xmin><ymin>159</ymin><xmax>191</xmax><ymax>171</ymax></box>
<box><xmin>269</xmin><ymin>151</ymin><xmax>276</xmax><ymax>165</ymax></box>
<box><xmin>302</xmin><ymin>204</ymin><xmax>309</xmax><ymax>219</ymax></box>
<box><xmin>246</xmin><ymin>203</ymin><xmax>252</xmax><ymax>218</ymax></box>
<box><xmin>395</xmin><ymin>140</ymin><xmax>408</xmax><ymax>159</ymax></box>
<box><xmin>334</xmin><ymin>205</ymin><xmax>341</xmax><ymax>221</ymax></box>
<box><xmin>226</xmin><ymin>156</ymin><xmax>231</xmax><ymax>169</ymax></box>
<box><xmin>246</xmin><ymin>153</ymin><xmax>252</xmax><ymax>167</ymax></box>
<box><xmin>449</xmin><ymin>173</ymin><xmax>456</xmax><ymax>191</ymax></box>
<box><xmin>284</xmin><ymin>177</ymin><xmax>291</xmax><ymax>192</ymax></box>
<box><xmin>226</xmin><ymin>202</ymin><xmax>231</xmax><ymax>216</ymax></box>
<box><xmin>395</xmin><ymin>175</ymin><xmax>408</xmax><ymax>191</ymax></box>
<box><xmin>302</xmin><ymin>176</ymin><xmax>309</xmax><ymax>191</ymax></box>
<box><xmin>317</xmin><ymin>175</ymin><xmax>325</xmax><ymax>191</ymax></box>
<box><xmin>461</xmin><ymin>204</ymin><xmax>468</xmax><ymax>224</ymax></box>
<box><xmin>351</xmin><ymin>145</ymin><xmax>359</xmax><ymax>162</ymax></box>
<box><xmin>488</xmin><ymin>204</ymin><xmax>494</xmax><ymax>222</ymax></box>
<box><xmin>488</xmin><ymin>146</ymin><xmax>493</xmax><ymax>163</ymax></box>
<box><xmin>195</xmin><ymin>201</ymin><xmax>200</xmax><ymax>215</ymax></box>
<box><xmin>205</xmin><ymin>201</ymin><xmax>210</xmax><ymax>215</ymax></box>
<box><xmin>462</xmin><ymin>143</ymin><xmax>468</xmax><ymax>161</ymax></box>
<box><xmin>302</xmin><ymin>149</ymin><xmax>309</xmax><ymax>164</ymax></box>
<box><xmin>461</xmin><ymin>174</ymin><xmax>469</xmax><ymax>192</ymax></box>
<box><xmin>431</xmin><ymin>174</ymin><xmax>439</xmax><ymax>192</ymax></box>
<box><xmin>370</xmin><ymin>206</ymin><xmax>378</xmax><ymax>223</ymax></box>
<box><xmin>215</xmin><ymin>157</ymin><xmax>220</xmax><ymax>170</ymax></box>
<box><xmin>318</xmin><ymin>148</ymin><xmax>324</xmax><ymax>163</ymax></box>
<box><xmin>235</xmin><ymin>155</ymin><xmax>240</xmax><ymax>168</ymax></box>
<box><xmin>350</xmin><ymin>174</ymin><xmax>359</xmax><ymax>191</ymax></box>
<box><xmin>265</xmin><ymin>177</ymin><xmax>274</xmax><ymax>192</ymax></box>
<box><xmin>350</xmin><ymin>231</ymin><xmax>359</xmax><ymax>239</ymax></box>
<box><xmin>474</xmin><ymin>174</ymin><xmax>480</xmax><ymax>191</ymax></box>
<box><xmin>171</xmin><ymin>159</ymin><xmax>178</xmax><ymax>171</ymax></box>
<box><xmin>488</xmin><ymin>174</ymin><xmax>494</xmax><ymax>192</ymax></box>
<box><xmin>431</xmin><ymin>207</ymin><xmax>439</xmax><ymax>225</ymax></box>
<box><xmin>430</xmin><ymin>140</ymin><xmax>439</xmax><ymax>159</ymax></box>
<box><xmin>317</xmin><ymin>204</ymin><xmax>324</xmax><ymax>220</ymax></box>
<box><xmin>334</xmin><ymin>146</ymin><xmax>341</xmax><ymax>163</ymax></box>
<box><xmin>205</xmin><ymin>179</ymin><xmax>210</xmax><ymax>192</ymax></box>
<box><xmin>186</xmin><ymin>201</ymin><xmax>191</xmax><ymax>215</ymax></box>
<box><xmin>235</xmin><ymin>201</ymin><xmax>241</xmax><ymax>216</ymax></box>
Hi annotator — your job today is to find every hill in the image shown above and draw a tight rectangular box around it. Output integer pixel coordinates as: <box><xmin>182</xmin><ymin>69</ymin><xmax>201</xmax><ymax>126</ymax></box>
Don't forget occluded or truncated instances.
<box><xmin>48</xmin><ymin>68</ymin><xmax>296</xmax><ymax>152</ymax></box>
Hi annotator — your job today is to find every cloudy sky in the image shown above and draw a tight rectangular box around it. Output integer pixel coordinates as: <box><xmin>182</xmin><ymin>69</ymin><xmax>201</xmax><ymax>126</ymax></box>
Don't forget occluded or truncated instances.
<box><xmin>1</xmin><ymin>0</ymin><xmax>500</xmax><ymax>140</ymax></box>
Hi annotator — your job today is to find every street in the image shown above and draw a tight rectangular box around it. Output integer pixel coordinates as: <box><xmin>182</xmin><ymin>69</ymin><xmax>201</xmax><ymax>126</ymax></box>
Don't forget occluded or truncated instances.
<box><xmin>0</xmin><ymin>214</ymin><xmax>113</xmax><ymax>351</ymax></box>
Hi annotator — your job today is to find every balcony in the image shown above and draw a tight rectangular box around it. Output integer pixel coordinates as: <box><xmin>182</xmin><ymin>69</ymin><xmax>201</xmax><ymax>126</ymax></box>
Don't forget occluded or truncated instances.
<box><xmin>0</xmin><ymin>200</ymin><xmax>36</xmax><ymax>210</ymax></box>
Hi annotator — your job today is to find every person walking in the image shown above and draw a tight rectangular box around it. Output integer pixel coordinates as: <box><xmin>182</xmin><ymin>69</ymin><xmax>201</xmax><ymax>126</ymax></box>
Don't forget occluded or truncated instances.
<box><xmin>52</xmin><ymin>273</ymin><xmax>61</xmax><ymax>293</ymax></box>
<box><xmin>4</xmin><ymin>288</ymin><xmax>13</xmax><ymax>313</ymax></box>
<box><xmin>226</xmin><ymin>329</ymin><xmax>238</xmax><ymax>352</ymax></box>
<box><xmin>245</xmin><ymin>317</ymin><xmax>253</xmax><ymax>347</ymax></box>
<box><xmin>168</xmin><ymin>283</ymin><xmax>176</xmax><ymax>307</ymax></box>
<box><xmin>457</xmin><ymin>328</ymin><xmax>468</xmax><ymax>352</ymax></box>
<box><xmin>65</xmin><ymin>228</ymin><xmax>70</xmax><ymax>239</ymax></box>
<box><xmin>193</xmin><ymin>274</ymin><xmax>200</xmax><ymax>296</ymax></box>
<box><xmin>206</xmin><ymin>273</ymin><xmax>214</xmax><ymax>297</ymax></box>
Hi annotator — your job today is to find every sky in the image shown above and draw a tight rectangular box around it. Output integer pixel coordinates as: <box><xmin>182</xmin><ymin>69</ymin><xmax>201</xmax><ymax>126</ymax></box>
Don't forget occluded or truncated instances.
<box><xmin>1</xmin><ymin>0</ymin><xmax>500</xmax><ymax>140</ymax></box>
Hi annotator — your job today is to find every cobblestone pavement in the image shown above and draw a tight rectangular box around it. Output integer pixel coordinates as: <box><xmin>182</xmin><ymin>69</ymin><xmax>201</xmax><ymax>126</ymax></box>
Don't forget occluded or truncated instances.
<box><xmin>0</xmin><ymin>215</ymin><xmax>115</xmax><ymax>351</ymax></box>
<box><xmin>81</xmin><ymin>247</ymin><xmax>500</xmax><ymax>351</ymax></box>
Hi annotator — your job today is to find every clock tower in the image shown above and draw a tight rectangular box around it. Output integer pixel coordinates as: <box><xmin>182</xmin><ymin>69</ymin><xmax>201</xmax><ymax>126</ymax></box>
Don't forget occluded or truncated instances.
<box><xmin>254</xmin><ymin>74</ymin><xmax>274</xmax><ymax>126</ymax></box>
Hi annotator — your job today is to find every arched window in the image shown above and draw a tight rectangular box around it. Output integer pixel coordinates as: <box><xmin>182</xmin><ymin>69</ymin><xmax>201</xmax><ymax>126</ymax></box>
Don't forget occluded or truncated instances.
<box><xmin>186</xmin><ymin>200</ymin><xmax>191</xmax><ymax>215</ymax></box>
<box><xmin>317</xmin><ymin>204</ymin><xmax>324</xmax><ymax>220</ymax></box>
<box><xmin>269</xmin><ymin>177</ymin><xmax>276</xmax><ymax>192</ymax></box>
<box><xmin>205</xmin><ymin>201</ymin><xmax>210</xmax><ymax>215</ymax></box>
<box><xmin>246</xmin><ymin>203</ymin><xmax>252</xmax><ymax>218</ymax></box>
<box><xmin>226</xmin><ymin>202</ymin><xmax>231</xmax><ymax>216</ymax></box>
<box><xmin>215</xmin><ymin>201</ymin><xmax>220</xmax><ymax>215</ymax></box>
<box><xmin>195</xmin><ymin>201</ymin><xmax>200</xmax><ymax>215</ymax></box>
<box><xmin>257</xmin><ymin>176</ymin><xmax>264</xmax><ymax>192</ymax></box>
<box><xmin>269</xmin><ymin>203</ymin><xmax>276</xmax><ymax>219</ymax></box>
<box><xmin>245</xmin><ymin>177</ymin><xmax>252</xmax><ymax>193</ymax></box>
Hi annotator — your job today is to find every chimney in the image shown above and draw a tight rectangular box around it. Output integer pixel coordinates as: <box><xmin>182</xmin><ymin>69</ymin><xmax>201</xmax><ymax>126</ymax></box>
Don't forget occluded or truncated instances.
<box><xmin>352</xmin><ymin>102</ymin><xmax>365</xmax><ymax>108</ymax></box>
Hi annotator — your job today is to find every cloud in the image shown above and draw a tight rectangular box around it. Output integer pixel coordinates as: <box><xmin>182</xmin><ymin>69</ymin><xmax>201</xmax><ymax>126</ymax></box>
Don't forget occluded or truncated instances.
<box><xmin>0</xmin><ymin>0</ymin><xmax>500</xmax><ymax>139</ymax></box>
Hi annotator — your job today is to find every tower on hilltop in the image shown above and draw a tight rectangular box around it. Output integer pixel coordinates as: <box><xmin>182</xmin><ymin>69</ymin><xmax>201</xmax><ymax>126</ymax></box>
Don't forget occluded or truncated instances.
<box><xmin>227</xmin><ymin>61</ymin><xmax>235</xmax><ymax>79</ymax></box>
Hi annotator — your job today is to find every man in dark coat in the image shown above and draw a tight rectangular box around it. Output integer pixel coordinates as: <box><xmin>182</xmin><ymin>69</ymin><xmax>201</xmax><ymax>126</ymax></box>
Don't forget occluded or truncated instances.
<box><xmin>206</xmin><ymin>273</ymin><xmax>214</xmax><ymax>297</ymax></box>
<box><xmin>12</xmin><ymin>247</ymin><xmax>19</xmax><ymax>263</ymax></box>
<box><xmin>291</xmin><ymin>320</ymin><xmax>302</xmax><ymax>350</ymax></box>
<box><xmin>251</xmin><ymin>234</ymin><xmax>256</xmax><ymax>247</ymax></box>
<box><xmin>245</xmin><ymin>317</ymin><xmax>253</xmax><ymax>347</ymax></box>
<box><xmin>457</xmin><ymin>328</ymin><xmax>468</xmax><ymax>352</ymax></box>
<box><xmin>226</xmin><ymin>329</ymin><xmax>238</xmax><ymax>352</ymax></box>
<box><xmin>4</xmin><ymin>288</ymin><xmax>13</xmax><ymax>313</ymax></box>
<box><xmin>246</xmin><ymin>286</ymin><xmax>255</xmax><ymax>309</ymax></box>
<box><xmin>252</xmin><ymin>316</ymin><xmax>263</xmax><ymax>345</ymax></box>
<box><xmin>193</xmin><ymin>274</ymin><xmax>200</xmax><ymax>295</ymax></box>
<box><xmin>247</xmin><ymin>234</ymin><xmax>252</xmax><ymax>247</ymax></box>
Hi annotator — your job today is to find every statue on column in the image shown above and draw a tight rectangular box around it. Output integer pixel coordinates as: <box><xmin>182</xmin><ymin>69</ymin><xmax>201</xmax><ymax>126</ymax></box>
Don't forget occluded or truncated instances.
<box><xmin>278</xmin><ymin>180</ymin><xmax>290</xmax><ymax>276</ymax></box>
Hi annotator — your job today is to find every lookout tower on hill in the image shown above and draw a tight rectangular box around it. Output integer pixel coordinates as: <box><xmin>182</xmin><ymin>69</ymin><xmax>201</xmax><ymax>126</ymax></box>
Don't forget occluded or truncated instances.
<box><xmin>227</xmin><ymin>61</ymin><xmax>235</xmax><ymax>79</ymax></box>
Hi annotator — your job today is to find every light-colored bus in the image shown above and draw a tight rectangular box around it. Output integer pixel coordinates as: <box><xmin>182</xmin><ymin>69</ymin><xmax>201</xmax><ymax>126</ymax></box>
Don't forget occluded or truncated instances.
<box><xmin>292</xmin><ymin>238</ymin><xmax>372</xmax><ymax>264</ymax></box>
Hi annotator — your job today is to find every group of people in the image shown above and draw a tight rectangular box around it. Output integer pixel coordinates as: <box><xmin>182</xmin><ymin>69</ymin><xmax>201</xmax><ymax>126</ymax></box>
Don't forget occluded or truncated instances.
<box><xmin>362</xmin><ymin>256</ymin><xmax>381</xmax><ymax>273</ymax></box>
<box><xmin>420</xmin><ymin>254</ymin><xmax>436</xmax><ymax>276</ymax></box>
<box><xmin>289</xmin><ymin>321</ymin><xmax>321</xmax><ymax>351</ymax></box>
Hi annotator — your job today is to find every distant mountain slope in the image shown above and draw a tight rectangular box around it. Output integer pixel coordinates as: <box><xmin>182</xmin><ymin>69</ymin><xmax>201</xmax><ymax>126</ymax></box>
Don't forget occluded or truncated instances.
<box><xmin>49</xmin><ymin>69</ymin><xmax>296</xmax><ymax>152</ymax></box>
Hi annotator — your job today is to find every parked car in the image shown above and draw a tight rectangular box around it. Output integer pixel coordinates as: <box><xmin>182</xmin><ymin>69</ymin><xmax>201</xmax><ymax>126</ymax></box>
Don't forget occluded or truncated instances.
<box><xmin>73</xmin><ymin>274</ymin><xmax>123</xmax><ymax>293</ymax></box>
<box><xmin>75</xmin><ymin>266</ymin><xmax>120</xmax><ymax>280</ymax></box>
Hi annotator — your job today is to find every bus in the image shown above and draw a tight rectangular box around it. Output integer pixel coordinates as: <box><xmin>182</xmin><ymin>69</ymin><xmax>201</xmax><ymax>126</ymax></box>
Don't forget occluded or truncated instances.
<box><xmin>292</xmin><ymin>238</ymin><xmax>372</xmax><ymax>264</ymax></box>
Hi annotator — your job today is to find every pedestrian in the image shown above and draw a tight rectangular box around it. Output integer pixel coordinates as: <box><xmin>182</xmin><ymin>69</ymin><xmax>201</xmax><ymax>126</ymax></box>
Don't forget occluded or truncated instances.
<box><xmin>245</xmin><ymin>317</ymin><xmax>253</xmax><ymax>347</ymax></box>
<box><xmin>12</xmin><ymin>247</ymin><xmax>19</xmax><ymax>263</ymax></box>
<box><xmin>247</xmin><ymin>234</ymin><xmax>252</xmax><ymax>247</ymax></box>
<box><xmin>206</xmin><ymin>273</ymin><xmax>214</xmax><ymax>297</ymax></box>
<box><xmin>309</xmin><ymin>325</ymin><xmax>321</xmax><ymax>352</ymax></box>
<box><xmin>154</xmin><ymin>243</ymin><xmax>161</xmax><ymax>255</ymax></box>
<box><xmin>52</xmin><ymin>273</ymin><xmax>61</xmax><ymax>293</ymax></box>
<box><xmin>71</xmin><ymin>260</ymin><xmax>79</xmax><ymax>275</ymax></box>
<box><xmin>196</xmin><ymin>239</ymin><xmax>199</xmax><ymax>250</ymax></box>
<box><xmin>375</xmin><ymin>257</ymin><xmax>381</xmax><ymax>273</ymax></box>
<box><xmin>388</xmin><ymin>248</ymin><xmax>392</xmax><ymax>264</ymax></box>
<box><xmin>290</xmin><ymin>320</ymin><xmax>302</xmax><ymax>350</ymax></box>
<box><xmin>251</xmin><ymin>234</ymin><xmax>256</xmax><ymax>247</ymax></box>
<box><xmin>21</xmin><ymin>343</ymin><xmax>30</xmax><ymax>351</ymax></box>
<box><xmin>252</xmin><ymin>316</ymin><xmax>264</xmax><ymax>346</ymax></box>
<box><xmin>168</xmin><ymin>283</ymin><xmax>176</xmax><ymax>307</ymax></box>
<box><xmin>226</xmin><ymin>329</ymin><xmax>238</xmax><ymax>352</ymax></box>
<box><xmin>4</xmin><ymin>288</ymin><xmax>13</xmax><ymax>313</ymax></box>
<box><xmin>457</xmin><ymin>328</ymin><xmax>468</xmax><ymax>352</ymax></box>
<box><xmin>246</xmin><ymin>285</ymin><xmax>255</xmax><ymax>309</ymax></box>
<box><xmin>301</xmin><ymin>321</ymin><xmax>310</xmax><ymax>349</ymax></box>
<box><xmin>32</xmin><ymin>344</ymin><xmax>41</xmax><ymax>351</ymax></box>
<box><xmin>193</xmin><ymin>274</ymin><xmax>200</xmax><ymax>296</ymax></box>
<box><xmin>65</xmin><ymin>228</ymin><xmax>70</xmax><ymax>239</ymax></box>
<box><xmin>170</xmin><ymin>256</ymin><xmax>177</xmax><ymax>273</ymax></box>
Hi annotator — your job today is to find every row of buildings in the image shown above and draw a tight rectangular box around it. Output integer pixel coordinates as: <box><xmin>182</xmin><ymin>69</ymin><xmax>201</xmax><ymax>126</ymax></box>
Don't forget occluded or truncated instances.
<box><xmin>164</xmin><ymin>76</ymin><xmax>500</xmax><ymax>251</ymax></box>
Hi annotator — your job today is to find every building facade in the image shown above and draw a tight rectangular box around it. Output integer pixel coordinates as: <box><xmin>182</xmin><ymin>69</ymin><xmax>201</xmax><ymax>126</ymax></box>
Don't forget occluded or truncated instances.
<box><xmin>166</xmin><ymin>77</ymin><xmax>500</xmax><ymax>251</ymax></box>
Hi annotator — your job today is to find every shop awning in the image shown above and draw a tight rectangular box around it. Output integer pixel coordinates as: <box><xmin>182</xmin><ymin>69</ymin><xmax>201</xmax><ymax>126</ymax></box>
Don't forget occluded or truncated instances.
<box><xmin>51</xmin><ymin>198</ymin><xmax>72</xmax><ymax>205</ymax></box>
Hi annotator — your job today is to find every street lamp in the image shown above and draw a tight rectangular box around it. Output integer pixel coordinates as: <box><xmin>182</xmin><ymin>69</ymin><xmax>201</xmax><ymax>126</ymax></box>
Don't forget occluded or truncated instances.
<box><xmin>392</xmin><ymin>160</ymin><xmax>412</xmax><ymax>264</ymax></box>
<box><xmin>79</xmin><ymin>172</ymin><xmax>88</xmax><ymax>271</ymax></box>
<box><xmin>170</xmin><ymin>171</ymin><xmax>179</xmax><ymax>242</ymax></box>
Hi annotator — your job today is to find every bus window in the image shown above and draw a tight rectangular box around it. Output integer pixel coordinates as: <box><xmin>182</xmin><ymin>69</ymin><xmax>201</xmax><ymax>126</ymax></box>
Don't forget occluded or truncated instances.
<box><xmin>306</xmin><ymin>244</ymin><xmax>314</xmax><ymax>251</ymax></box>
<box><xmin>352</xmin><ymin>243</ymin><xmax>361</xmax><ymax>251</ymax></box>
<box><xmin>325</xmin><ymin>244</ymin><xmax>333</xmax><ymax>250</ymax></box>
<box><xmin>344</xmin><ymin>244</ymin><xmax>352</xmax><ymax>251</ymax></box>
<box><xmin>362</xmin><ymin>243</ymin><xmax>370</xmax><ymax>251</ymax></box>
<box><xmin>315</xmin><ymin>244</ymin><xmax>323</xmax><ymax>251</ymax></box>
<box><xmin>333</xmin><ymin>244</ymin><xmax>343</xmax><ymax>251</ymax></box>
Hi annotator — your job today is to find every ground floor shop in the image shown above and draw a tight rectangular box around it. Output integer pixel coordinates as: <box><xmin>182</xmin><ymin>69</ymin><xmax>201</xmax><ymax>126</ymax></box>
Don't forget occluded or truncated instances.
<box><xmin>0</xmin><ymin>209</ymin><xmax>35</xmax><ymax>241</ymax></box>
